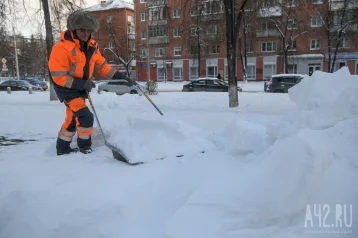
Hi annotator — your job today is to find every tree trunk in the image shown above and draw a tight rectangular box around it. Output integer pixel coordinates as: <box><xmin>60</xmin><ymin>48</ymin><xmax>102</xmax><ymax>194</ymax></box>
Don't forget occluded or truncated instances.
<box><xmin>225</xmin><ymin>1</ymin><xmax>238</xmax><ymax>108</ymax></box>
<box><xmin>41</xmin><ymin>0</ymin><xmax>57</xmax><ymax>101</ymax></box>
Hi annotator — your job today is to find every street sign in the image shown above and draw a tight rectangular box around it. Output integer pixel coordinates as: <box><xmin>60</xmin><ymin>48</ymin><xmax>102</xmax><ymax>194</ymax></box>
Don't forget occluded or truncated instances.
<box><xmin>1</xmin><ymin>58</ymin><xmax>6</xmax><ymax>64</ymax></box>
<box><xmin>2</xmin><ymin>63</ymin><xmax>8</xmax><ymax>71</ymax></box>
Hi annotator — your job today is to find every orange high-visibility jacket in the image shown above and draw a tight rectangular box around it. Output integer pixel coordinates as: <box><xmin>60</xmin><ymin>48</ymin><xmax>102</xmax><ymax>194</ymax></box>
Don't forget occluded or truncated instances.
<box><xmin>48</xmin><ymin>30</ymin><xmax>117</xmax><ymax>101</ymax></box>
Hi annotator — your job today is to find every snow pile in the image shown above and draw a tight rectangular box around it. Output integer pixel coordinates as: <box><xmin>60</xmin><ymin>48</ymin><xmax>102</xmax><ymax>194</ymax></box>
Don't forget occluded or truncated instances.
<box><xmin>166</xmin><ymin>68</ymin><xmax>358</xmax><ymax>238</ymax></box>
<box><xmin>108</xmin><ymin>116</ymin><xmax>216</xmax><ymax>163</ymax></box>
<box><xmin>289</xmin><ymin>67</ymin><xmax>358</xmax><ymax>128</ymax></box>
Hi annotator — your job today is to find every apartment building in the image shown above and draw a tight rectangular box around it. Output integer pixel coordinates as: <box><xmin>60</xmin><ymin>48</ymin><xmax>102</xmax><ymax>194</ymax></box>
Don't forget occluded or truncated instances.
<box><xmin>134</xmin><ymin>0</ymin><xmax>358</xmax><ymax>81</ymax></box>
<box><xmin>86</xmin><ymin>0</ymin><xmax>136</xmax><ymax>77</ymax></box>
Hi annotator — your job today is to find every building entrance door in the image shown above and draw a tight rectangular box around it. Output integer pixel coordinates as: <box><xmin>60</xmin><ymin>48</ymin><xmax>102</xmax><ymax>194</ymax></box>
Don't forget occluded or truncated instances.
<box><xmin>308</xmin><ymin>64</ymin><xmax>321</xmax><ymax>76</ymax></box>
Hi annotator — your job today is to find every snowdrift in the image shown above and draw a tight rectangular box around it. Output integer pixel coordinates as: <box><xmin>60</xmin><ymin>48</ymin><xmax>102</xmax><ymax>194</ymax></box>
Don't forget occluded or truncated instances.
<box><xmin>0</xmin><ymin>68</ymin><xmax>357</xmax><ymax>238</ymax></box>
<box><xmin>166</xmin><ymin>68</ymin><xmax>358</xmax><ymax>238</ymax></box>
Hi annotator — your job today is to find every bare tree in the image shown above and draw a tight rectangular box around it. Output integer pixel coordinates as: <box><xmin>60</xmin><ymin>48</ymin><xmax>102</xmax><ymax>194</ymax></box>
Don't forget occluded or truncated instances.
<box><xmin>238</xmin><ymin>0</ymin><xmax>261</xmax><ymax>82</ymax></box>
<box><xmin>314</xmin><ymin>0</ymin><xmax>358</xmax><ymax>72</ymax></box>
<box><xmin>260</xmin><ymin>0</ymin><xmax>309</xmax><ymax>73</ymax></box>
<box><xmin>223</xmin><ymin>0</ymin><xmax>249</xmax><ymax>108</ymax></box>
<box><xmin>178</xmin><ymin>0</ymin><xmax>225</xmax><ymax>80</ymax></box>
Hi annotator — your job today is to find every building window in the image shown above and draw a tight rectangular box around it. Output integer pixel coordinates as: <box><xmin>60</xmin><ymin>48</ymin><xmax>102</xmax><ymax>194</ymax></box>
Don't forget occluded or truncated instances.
<box><xmin>261</xmin><ymin>42</ymin><xmax>277</xmax><ymax>52</ymax></box>
<box><xmin>288</xmin><ymin>39</ymin><xmax>297</xmax><ymax>51</ymax></box>
<box><xmin>109</xmin><ymin>42</ymin><xmax>114</xmax><ymax>48</ymax></box>
<box><xmin>155</xmin><ymin>48</ymin><xmax>165</xmax><ymax>57</ymax></box>
<box><xmin>173</xmin><ymin>67</ymin><xmax>183</xmax><ymax>81</ymax></box>
<box><xmin>312</xmin><ymin>0</ymin><xmax>323</xmax><ymax>4</ymax></box>
<box><xmin>140</xmin><ymin>0</ymin><xmax>147</xmax><ymax>3</ymax></box>
<box><xmin>263</xmin><ymin>64</ymin><xmax>276</xmax><ymax>80</ymax></box>
<box><xmin>149</xmin><ymin>8</ymin><xmax>166</xmax><ymax>20</ymax></box>
<box><xmin>287</xmin><ymin>19</ymin><xmax>297</xmax><ymax>29</ymax></box>
<box><xmin>207</xmin><ymin>66</ymin><xmax>218</xmax><ymax>78</ymax></box>
<box><xmin>173</xmin><ymin>28</ymin><xmax>180</xmax><ymax>37</ymax></box>
<box><xmin>287</xmin><ymin>0</ymin><xmax>298</xmax><ymax>7</ymax></box>
<box><xmin>140</xmin><ymin>13</ymin><xmax>145</xmax><ymax>21</ymax></box>
<box><xmin>288</xmin><ymin>64</ymin><xmax>297</xmax><ymax>74</ymax></box>
<box><xmin>246</xmin><ymin>41</ymin><xmax>253</xmax><ymax>52</ymax></box>
<box><xmin>157</xmin><ymin>67</ymin><xmax>167</xmax><ymax>81</ymax></box>
<box><xmin>356</xmin><ymin>62</ymin><xmax>358</xmax><ymax>74</ymax></box>
<box><xmin>262</xmin><ymin>0</ymin><xmax>280</xmax><ymax>8</ymax></box>
<box><xmin>174</xmin><ymin>47</ymin><xmax>182</xmax><ymax>56</ymax></box>
<box><xmin>149</xmin><ymin>26</ymin><xmax>168</xmax><ymax>37</ymax></box>
<box><xmin>141</xmin><ymin>49</ymin><xmax>147</xmax><ymax>58</ymax></box>
<box><xmin>310</xmin><ymin>39</ymin><xmax>321</xmax><ymax>50</ymax></box>
<box><xmin>141</xmin><ymin>31</ymin><xmax>146</xmax><ymax>40</ymax></box>
<box><xmin>246</xmin><ymin>65</ymin><xmax>256</xmax><ymax>80</ymax></box>
<box><xmin>311</xmin><ymin>16</ymin><xmax>322</xmax><ymax>27</ymax></box>
<box><xmin>334</xmin><ymin>62</ymin><xmax>346</xmax><ymax>72</ymax></box>
<box><xmin>211</xmin><ymin>45</ymin><xmax>220</xmax><ymax>54</ymax></box>
<box><xmin>190</xmin><ymin>66</ymin><xmax>198</xmax><ymax>80</ymax></box>
<box><xmin>107</xmin><ymin>16</ymin><xmax>113</xmax><ymax>23</ymax></box>
<box><xmin>173</xmin><ymin>9</ymin><xmax>181</xmax><ymax>18</ymax></box>
<box><xmin>127</xmin><ymin>15</ymin><xmax>134</xmax><ymax>23</ymax></box>
<box><xmin>206</xmin><ymin>0</ymin><xmax>224</xmax><ymax>14</ymax></box>
<box><xmin>190</xmin><ymin>27</ymin><xmax>199</xmax><ymax>36</ymax></box>
<box><xmin>333</xmin><ymin>37</ymin><xmax>350</xmax><ymax>48</ymax></box>
<box><xmin>207</xmin><ymin>25</ymin><xmax>218</xmax><ymax>34</ymax></box>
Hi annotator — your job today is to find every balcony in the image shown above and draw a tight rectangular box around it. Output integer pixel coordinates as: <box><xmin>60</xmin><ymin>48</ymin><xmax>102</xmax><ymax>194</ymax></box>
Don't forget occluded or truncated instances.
<box><xmin>330</xmin><ymin>0</ymin><xmax>358</xmax><ymax>10</ymax></box>
<box><xmin>330</xmin><ymin>23</ymin><xmax>358</xmax><ymax>32</ymax></box>
<box><xmin>149</xmin><ymin>36</ymin><xmax>169</xmax><ymax>44</ymax></box>
<box><xmin>200</xmin><ymin>13</ymin><xmax>224</xmax><ymax>22</ymax></box>
<box><xmin>201</xmin><ymin>34</ymin><xmax>223</xmax><ymax>41</ymax></box>
<box><xmin>148</xmin><ymin>0</ymin><xmax>166</xmax><ymax>7</ymax></box>
<box><xmin>128</xmin><ymin>33</ymin><xmax>135</xmax><ymax>40</ymax></box>
<box><xmin>148</xmin><ymin>19</ymin><xmax>168</xmax><ymax>26</ymax></box>
<box><xmin>256</xmin><ymin>29</ymin><xmax>281</xmax><ymax>37</ymax></box>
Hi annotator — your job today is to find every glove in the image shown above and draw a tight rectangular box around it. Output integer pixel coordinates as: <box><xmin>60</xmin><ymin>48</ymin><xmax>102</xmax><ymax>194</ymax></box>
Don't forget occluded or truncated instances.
<box><xmin>83</xmin><ymin>80</ymin><xmax>96</xmax><ymax>92</ymax></box>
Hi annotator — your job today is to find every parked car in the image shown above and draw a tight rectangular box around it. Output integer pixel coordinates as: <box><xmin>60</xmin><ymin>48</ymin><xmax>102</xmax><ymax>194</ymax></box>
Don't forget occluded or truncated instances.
<box><xmin>182</xmin><ymin>78</ymin><xmax>243</xmax><ymax>92</ymax></box>
<box><xmin>264</xmin><ymin>74</ymin><xmax>305</xmax><ymax>93</ymax></box>
<box><xmin>22</xmin><ymin>78</ymin><xmax>48</xmax><ymax>91</ymax></box>
<box><xmin>97</xmin><ymin>80</ymin><xmax>146</xmax><ymax>95</ymax></box>
<box><xmin>0</xmin><ymin>80</ymin><xmax>41</xmax><ymax>91</ymax></box>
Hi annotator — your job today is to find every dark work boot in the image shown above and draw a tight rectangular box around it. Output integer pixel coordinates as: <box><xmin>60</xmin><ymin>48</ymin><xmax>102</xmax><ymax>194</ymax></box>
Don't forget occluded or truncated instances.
<box><xmin>56</xmin><ymin>137</ymin><xmax>78</xmax><ymax>156</ymax></box>
<box><xmin>78</xmin><ymin>136</ymin><xmax>93</xmax><ymax>154</ymax></box>
<box><xmin>79</xmin><ymin>148</ymin><xmax>93</xmax><ymax>154</ymax></box>
<box><xmin>57</xmin><ymin>147</ymin><xmax>79</xmax><ymax>155</ymax></box>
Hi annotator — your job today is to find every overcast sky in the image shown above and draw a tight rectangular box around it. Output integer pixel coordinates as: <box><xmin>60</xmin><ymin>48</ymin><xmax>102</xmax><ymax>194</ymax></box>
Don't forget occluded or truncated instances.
<box><xmin>13</xmin><ymin>0</ymin><xmax>101</xmax><ymax>37</ymax></box>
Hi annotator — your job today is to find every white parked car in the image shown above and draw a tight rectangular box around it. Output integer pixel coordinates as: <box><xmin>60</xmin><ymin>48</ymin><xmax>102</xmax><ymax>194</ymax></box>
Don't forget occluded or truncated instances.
<box><xmin>97</xmin><ymin>80</ymin><xmax>146</xmax><ymax>95</ymax></box>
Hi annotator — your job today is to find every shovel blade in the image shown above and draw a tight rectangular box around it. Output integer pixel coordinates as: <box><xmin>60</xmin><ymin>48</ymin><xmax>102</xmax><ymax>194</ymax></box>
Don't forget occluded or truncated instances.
<box><xmin>105</xmin><ymin>142</ymin><xmax>143</xmax><ymax>165</ymax></box>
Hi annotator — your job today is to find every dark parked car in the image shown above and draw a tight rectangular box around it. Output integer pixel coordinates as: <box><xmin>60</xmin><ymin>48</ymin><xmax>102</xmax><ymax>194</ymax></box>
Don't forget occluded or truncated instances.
<box><xmin>264</xmin><ymin>74</ymin><xmax>305</xmax><ymax>93</ymax></box>
<box><xmin>182</xmin><ymin>78</ymin><xmax>243</xmax><ymax>92</ymax></box>
<box><xmin>0</xmin><ymin>80</ymin><xmax>41</xmax><ymax>91</ymax></box>
<box><xmin>22</xmin><ymin>78</ymin><xmax>48</xmax><ymax>91</ymax></box>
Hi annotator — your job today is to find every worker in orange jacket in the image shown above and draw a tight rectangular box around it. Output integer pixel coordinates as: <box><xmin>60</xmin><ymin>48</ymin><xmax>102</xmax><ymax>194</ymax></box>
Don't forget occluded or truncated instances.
<box><xmin>49</xmin><ymin>10</ymin><xmax>133</xmax><ymax>155</ymax></box>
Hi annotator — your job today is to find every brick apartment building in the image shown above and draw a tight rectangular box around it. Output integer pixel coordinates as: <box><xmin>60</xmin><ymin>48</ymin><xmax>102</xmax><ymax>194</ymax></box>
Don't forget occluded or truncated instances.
<box><xmin>86</xmin><ymin>0</ymin><xmax>136</xmax><ymax>77</ymax></box>
<box><xmin>134</xmin><ymin>0</ymin><xmax>358</xmax><ymax>81</ymax></box>
<box><xmin>86</xmin><ymin>0</ymin><xmax>358</xmax><ymax>81</ymax></box>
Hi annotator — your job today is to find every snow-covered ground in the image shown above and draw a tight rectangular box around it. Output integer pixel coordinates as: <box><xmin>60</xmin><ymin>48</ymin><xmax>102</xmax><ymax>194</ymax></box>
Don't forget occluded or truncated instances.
<box><xmin>0</xmin><ymin>68</ymin><xmax>357</xmax><ymax>238</ymax></box>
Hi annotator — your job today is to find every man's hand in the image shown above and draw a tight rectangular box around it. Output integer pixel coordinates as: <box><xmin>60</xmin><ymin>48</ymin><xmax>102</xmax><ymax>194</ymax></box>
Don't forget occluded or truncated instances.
<box><xmin>84</xmin><ymin>80</ymin><xmax>96</xmax><ymax>92</ymax></box>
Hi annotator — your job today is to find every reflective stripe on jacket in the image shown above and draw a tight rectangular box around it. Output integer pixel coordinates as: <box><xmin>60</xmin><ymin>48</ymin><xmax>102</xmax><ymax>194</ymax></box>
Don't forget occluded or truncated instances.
<box><xmin>48</xmin><ymin>30</ymin><xmax>117</xmax><ymax>101</ymax></box>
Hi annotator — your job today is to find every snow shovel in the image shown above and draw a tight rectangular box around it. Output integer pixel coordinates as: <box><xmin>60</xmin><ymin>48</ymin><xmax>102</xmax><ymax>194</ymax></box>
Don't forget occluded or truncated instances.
<box><xmin>132</xmin><ymin>81</ymin><xmax>164</xmax><ymax>116</ymax></box>
<box><xmin>87</xmin><ymin>92</ymin><xmax>142</xmax><ymax>165</ymax></box>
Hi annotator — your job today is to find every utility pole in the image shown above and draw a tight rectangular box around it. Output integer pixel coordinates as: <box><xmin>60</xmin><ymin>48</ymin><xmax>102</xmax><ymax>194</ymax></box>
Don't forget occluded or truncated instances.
<box><xmin>13</xmin><ymin>26</ymin><xmax>20</xmax><ymax>80</ymax></box>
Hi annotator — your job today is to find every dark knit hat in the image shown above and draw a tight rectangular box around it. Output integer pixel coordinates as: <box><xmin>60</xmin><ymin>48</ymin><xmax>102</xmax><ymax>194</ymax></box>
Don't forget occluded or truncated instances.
<box><xmin>67</xmin><ymin>10</ymin><xmax>99</xmax><ymax>32</ymax></box>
